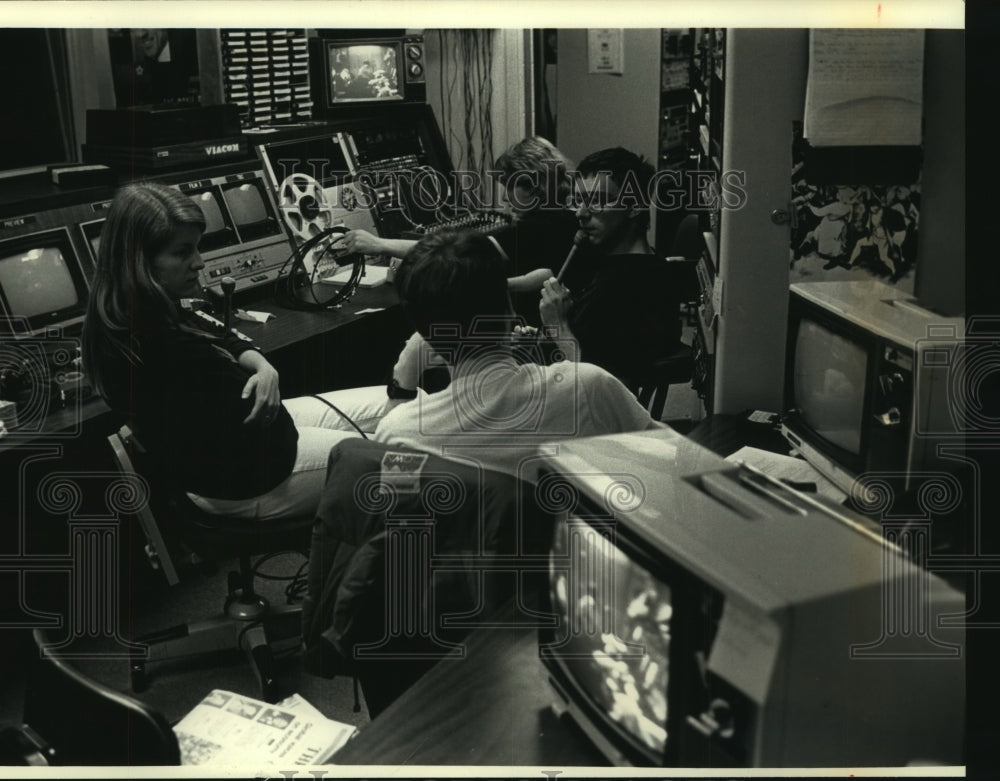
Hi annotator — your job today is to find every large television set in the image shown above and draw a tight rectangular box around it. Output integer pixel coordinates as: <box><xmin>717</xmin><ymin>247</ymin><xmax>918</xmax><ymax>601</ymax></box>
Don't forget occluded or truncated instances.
<box><xmin>781</xmin><ymin>280</ymin><xmax>965</xmax><ymax>496</ymax></box>
<box><xmin>0</xmin><ymin>227</ymin><xmax>91</xmax><ymax>337</ymax></box>
<box><xmin>308</xmin><ymin>33</ymin><xmax>426</xmax><ymax>117</ymax></box>
<box><xmin>536</xmin><ymin>428</ymin><xmax>964</xmax><ymax>768</ymax></box>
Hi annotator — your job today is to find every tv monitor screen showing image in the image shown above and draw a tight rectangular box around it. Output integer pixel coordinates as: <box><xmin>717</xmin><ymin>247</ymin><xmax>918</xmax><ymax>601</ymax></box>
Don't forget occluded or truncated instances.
<box><xmin>327</xmin><ymin>42</ymin><xmax>402</xmax><ymax>103</ymax></box>
<box><xmin>189</xmin><ymin>189</ymin><xmax>236</xmax><ymax>253</ymax></box>
<box><xmin>548</xmin><ymin>517</ymin><xmax>672</xmax><ymax>757</ymax></box>
<box><xmin>0</xmin><ymin>244</ymin><xmax>79</xmax><ymax>319</ymax></box>
<box><xmin>222</xmin><ymin>181</ymin><xmax>281</xmax><ymax>243</ymax></box>
<box><xmin>792</xmin><ymin>318</ymin><xmax>867</xmax><ymax>455</ymax></box>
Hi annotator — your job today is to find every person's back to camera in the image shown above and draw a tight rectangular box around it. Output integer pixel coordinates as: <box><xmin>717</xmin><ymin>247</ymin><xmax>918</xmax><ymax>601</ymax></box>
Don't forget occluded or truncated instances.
<box><xmin>373</xmin><ymin>229</ymin><xmax>663</xmax><ymax>482</ymax></box>
<box><xmin>82</xmin><ymin>182</ymin><xmax>396</xmax><ymax>522</ymax></box>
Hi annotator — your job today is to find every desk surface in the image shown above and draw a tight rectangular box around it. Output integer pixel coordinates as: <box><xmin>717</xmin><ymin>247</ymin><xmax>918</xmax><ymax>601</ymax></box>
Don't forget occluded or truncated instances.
<box><xmin>335</xmin><ymin>618</ymin><xmax>607</xmax><ymax>767</ymax></box>
<box><xmin>237</xmin><ymin>283</ymin><xmax>400</xmax><ymax>354</ymax></box>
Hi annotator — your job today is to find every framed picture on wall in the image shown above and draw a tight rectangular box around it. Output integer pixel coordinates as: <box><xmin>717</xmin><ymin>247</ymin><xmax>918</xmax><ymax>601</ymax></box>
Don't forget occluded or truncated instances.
<box><xmin>108</xmin><ymin>28</ymin><xmax>200</xmax><ymax>108</ymax></box>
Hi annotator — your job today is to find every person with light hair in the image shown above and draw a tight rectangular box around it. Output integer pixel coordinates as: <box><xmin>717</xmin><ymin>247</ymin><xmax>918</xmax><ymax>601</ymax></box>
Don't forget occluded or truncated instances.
<box><xmin>82</xmin><ymin>182</ymin><xmax>398</xmax><ymax>521</ymax></box>
<box><xmin>335</xmin><ymin>136</ymin><xmax>590</xmax><ymax>327</ymax></box>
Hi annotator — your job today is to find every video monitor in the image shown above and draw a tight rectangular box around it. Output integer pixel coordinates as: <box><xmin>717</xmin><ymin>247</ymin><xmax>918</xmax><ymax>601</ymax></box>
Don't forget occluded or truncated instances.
<box><xmin>325</xmin><ymin>41</ymin><xmax>403</xmax><ymax>104</ymax></box>
<box><xmin>184</xmin><ymin>187</ymin><xmax>238</xmax><ymax>254</ymax></box>
<box><xmin>547</xmin><ymin>516</ymin><xmax>673</xmax><ymax>760</ymax></box>
<box><xmin>0</xmin><ymin>227</ymin><xmax>89</xmax><ymax>335</ymax></box>
<box><xmin>791</xmin><ymin>317</ymin><xmax>867</xmax><ymax>455</ymax></box>
<box><xmin>221</xmin><ymin>179</ymin><xmax>281</xmax><ymax>243</ymax></box>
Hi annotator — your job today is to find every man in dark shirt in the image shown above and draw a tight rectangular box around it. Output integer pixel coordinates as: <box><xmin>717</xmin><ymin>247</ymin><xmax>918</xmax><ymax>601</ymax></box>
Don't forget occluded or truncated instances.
<box><xmin>539</xmin><ymin>147</ymin><xmax>682</xmax><ymax>385</ymax></box>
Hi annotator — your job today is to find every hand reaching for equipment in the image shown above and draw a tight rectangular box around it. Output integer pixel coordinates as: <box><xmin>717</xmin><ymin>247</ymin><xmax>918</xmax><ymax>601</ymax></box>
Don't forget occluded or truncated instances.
<box><xmin>335</xmin><ymin>229</ymin><xmax>385</xmax><ymax>255</ymax></box>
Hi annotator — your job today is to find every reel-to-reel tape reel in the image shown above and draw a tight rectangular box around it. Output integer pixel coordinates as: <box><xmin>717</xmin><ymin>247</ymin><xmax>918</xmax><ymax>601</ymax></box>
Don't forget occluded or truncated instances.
<box><xmin>277</xmin><ymin>172</ymin><xmax>378</xmax><ymax>244</ymax></box>
<box><xmin>268</xmin><ymin>172</ymin><xmax>373</xmax><ymax>310</ymax></box>
<box><xmin>255</xmin><ymin>130</ymin><xmax>386</xmax><ymax>308</ymax></box>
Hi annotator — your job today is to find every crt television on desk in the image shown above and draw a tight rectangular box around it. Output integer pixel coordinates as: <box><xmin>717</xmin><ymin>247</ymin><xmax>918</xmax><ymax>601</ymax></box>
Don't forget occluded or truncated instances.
<box><xmin>308</xmin><ymin>32</ymin><xmax>426</xmax><ymax>116</ymax></box>
<box><xmin>781</xmin><ymin>280</ymin><xmax>965</xmax><ymax>496</ymax></box>
<box><xmin>536</xmin><ymin>428</ymin><xmax>964</xmax><ymax>768</ymax></box>
<box><xmin>0</xmin><ymin>227</ymin><xmax>92</xmax><ymax>337</ymax></box>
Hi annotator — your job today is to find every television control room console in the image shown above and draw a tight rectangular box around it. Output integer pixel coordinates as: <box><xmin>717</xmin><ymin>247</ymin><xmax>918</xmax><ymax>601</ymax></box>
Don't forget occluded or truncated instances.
<box><xmin>0</xmin><ymin>99</ymin><xmax>509</xmax><ymax>452</ymax></box>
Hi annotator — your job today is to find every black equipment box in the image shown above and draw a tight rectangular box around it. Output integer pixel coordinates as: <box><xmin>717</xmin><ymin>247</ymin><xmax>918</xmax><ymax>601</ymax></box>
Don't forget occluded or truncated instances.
<box><xmin>82</xmin><ymin>137</ymin><xmax>249</xmax><ymax>171</ymax></box>
<box><xmin>86</xmin><ymin>104</ymin><xmax>244</xmax><ymax>147</ymax></box>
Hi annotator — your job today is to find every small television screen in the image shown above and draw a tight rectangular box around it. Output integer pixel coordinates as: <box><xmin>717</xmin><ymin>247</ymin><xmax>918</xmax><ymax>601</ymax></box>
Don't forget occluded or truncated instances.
<box><xmin>0</xmin><ymin>228</ymin><xmax>88</xmax><ymax>333</ymax></box>
<box><xmin>547</xmin><ymin>516</ymin><xmax>673</xmax><ymax>761</ymax></box>
<box><xmin>186</xmin><ymin>188</ymin><xmax>237</xmax><ymax>253</ymax></box>
<box><xmin>326</xmin><ymin>41</ymin><xmax>403</xmax><ymax>103</ymax></box>
<box><xmin>221</xmin><ymin>180</ymin><xmax>281</xmax><ymax>243</ymax></box>
<box><xmin>792</xmin><ymin>317</ymin><xmax>867</xmax><ymax>455</ymax></box>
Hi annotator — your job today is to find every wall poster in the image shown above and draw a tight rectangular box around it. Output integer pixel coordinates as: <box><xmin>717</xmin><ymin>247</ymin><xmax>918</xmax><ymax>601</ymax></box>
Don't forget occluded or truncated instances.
<box><xmin>789</xmin><ymin>125</ymin><xmax>920</xmax><ymax>293</ymax></box>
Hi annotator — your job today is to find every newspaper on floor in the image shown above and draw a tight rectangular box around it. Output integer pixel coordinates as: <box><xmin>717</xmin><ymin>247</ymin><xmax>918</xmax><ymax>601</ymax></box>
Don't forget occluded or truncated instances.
<box><xmin>173</xmin><ymin>689</ymin><xmax>357</xmax><ymax>766</ymax></box>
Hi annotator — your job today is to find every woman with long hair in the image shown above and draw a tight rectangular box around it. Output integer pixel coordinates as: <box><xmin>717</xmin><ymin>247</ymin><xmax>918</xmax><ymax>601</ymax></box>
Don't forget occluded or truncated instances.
<box><xmin>83</xmin><ymin>182</ymin><xmax>394</xmax><ymax>521</ymax></box>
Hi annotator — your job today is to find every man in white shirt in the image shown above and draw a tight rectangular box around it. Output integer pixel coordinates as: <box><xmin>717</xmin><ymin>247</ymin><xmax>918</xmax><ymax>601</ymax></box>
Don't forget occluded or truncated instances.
<box><xmin>374</xmin><ymin>230</ymin><xmax>662</xmax><ymax>483</ymax></box>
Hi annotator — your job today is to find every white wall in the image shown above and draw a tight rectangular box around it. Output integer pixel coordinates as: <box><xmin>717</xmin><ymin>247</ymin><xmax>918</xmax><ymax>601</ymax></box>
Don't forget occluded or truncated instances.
<box><xmin>424</xmin><ymin>29</ymin><xmax>530</xmax><ymax>191</ymax></box>
<box><xmin>554</xmin><ymin>29</ymin><xmax>660</xmax><ymax>241</ymax></box>
<box><xmin>714</xmin><ymin>29</ymin><xmax>809</xmax><ymax>415</ymax></box>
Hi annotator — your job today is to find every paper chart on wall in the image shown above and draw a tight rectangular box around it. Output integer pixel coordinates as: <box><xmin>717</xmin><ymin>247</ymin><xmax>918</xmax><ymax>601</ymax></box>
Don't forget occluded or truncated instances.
<box><xmin>804</xmin><ymin>29</ymin><xmax>925</xmax><ymax>146</ymax></box>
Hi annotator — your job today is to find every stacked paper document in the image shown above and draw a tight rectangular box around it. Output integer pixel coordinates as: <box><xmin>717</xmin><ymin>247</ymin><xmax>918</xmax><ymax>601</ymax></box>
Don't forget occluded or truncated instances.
<box><xmin>173</xmin><ymin>689</ymin><xmax>356</xmax><ymax>767</ymax></box>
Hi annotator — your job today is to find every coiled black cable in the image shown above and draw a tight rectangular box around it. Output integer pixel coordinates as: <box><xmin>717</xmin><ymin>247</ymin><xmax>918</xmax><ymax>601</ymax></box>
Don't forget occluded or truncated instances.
<box><xmin>273</xmin><ymin>225</ymin><xmax>365</xmax><ymax>312</ymax></box>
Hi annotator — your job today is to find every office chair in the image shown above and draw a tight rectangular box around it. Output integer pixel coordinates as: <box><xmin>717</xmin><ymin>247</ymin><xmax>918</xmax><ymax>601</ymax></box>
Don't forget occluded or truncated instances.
<box><xmin>0</xmin><ymin>627</ymin><xmax>180</xmax><ymax>766</ymax></box>
<box><xmin>627</xmin><ymin>342</ymin><xmax>695</xmax><ymax>423</ymax></box>
<box><xmin>667</xmin><ymin>214</ymin><xmax>705</xmax><ymax>325</ymax></box>
<box><xmin>107</xmin><ymin>425</ymin><xmax>313</xmax><ymax>703</ymax></box>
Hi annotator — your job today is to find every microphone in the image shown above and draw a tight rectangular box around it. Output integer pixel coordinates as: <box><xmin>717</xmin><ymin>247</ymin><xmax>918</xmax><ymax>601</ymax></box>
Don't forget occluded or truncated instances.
<box><xmin>556</xmin><ymin>230</ymin><xmax>588</xmax><ymax>283</ymax></box>
<box><xmin>221</xmin><ymin>276</ymin><xmax>236</xmax><ymax>332</ymax></box>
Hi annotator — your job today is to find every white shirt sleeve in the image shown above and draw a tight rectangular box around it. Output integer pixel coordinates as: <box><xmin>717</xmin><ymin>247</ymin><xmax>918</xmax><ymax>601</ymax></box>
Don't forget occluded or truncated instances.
<box><xmin>577</xmin><ymin>363</ymin><xmax>657</xmax><ymax>434</ymax></box>
<box><xmin>373</xmin><ymin>389</ymin><xmax>428</xmax><ymax>444</ymax></box>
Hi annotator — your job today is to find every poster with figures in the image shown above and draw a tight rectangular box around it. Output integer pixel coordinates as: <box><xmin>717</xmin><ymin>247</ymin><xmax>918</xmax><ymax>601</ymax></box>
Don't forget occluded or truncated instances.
<box><xmin>789</xmin><ymin>127</ymin><xmax>920</xmax><ymax>292</ymax></box>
